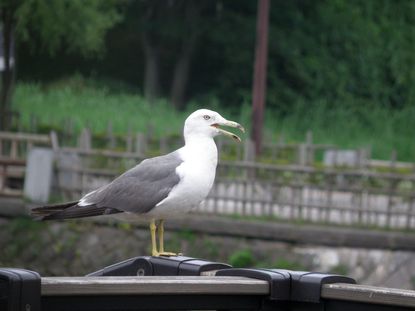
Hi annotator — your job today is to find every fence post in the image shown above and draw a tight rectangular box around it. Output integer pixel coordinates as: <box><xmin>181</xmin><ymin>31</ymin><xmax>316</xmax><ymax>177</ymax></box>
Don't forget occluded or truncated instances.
<box><xmin>78</xmin><ymin>128</ymin><xmax>92</xmax><ymax>150</ymax></box>
<box><xmin>298</xmin><ymin>144</ymin><xmax>307</xmax><ymax>166</ymax></box>
<box><xmin>126</xmin><ymin>126</ymin><xmax>133</xmax><ymax>152</ymax></box>
<box><xmin>10</xmin><ymin>140</ymin><xmax>18</xmax><ymax>158</ymax></box>
<box><xmin>146</xmin><ymin>123</ymin><xmax>154</xmax><ymax>142</ymax></box>
<box><xmin>49</xmin><ymin>131</ymin><xmax>59</xmax><ymax>151</ymax></box>
<box><xmin>30</xmin><ymin>114</ymin><xmax>38</xmax><ymax>133</ymax></box>
<box><xmin>159</xmin><ymin>136</ymin><xmax>168</xmax><ymax>154</ymax></box>
<box><xmin>390</xmin><ymin>150</ymin><xmax>397</xmax><ymax>172</ymax></box>
<box><xmin>64</xmin><ymin>117</ymin><xmax>74</xmax><ymax>146</ymax></box>
<box><xmin>107</xmin><ymin>121</ymin><xmax>116</xmax><ymax>149</ymax></box>
<box><xmin>306</xmin><ymin>130</ymin><xmax>313</xmax><ymax>165</ymax></box>
<box><xmin>244</xmin><ymin>139</ymin><xmax>256</xmax><ymax>162</ymax></box>
<box><xmin>135</xmin><ymin>133</ymin><xmax>147</xmax><ymax>157</ymax></box>
<box><xmin>406</xmin><ymin>197</ymin><xmax>414</xmax><ymax>229</ymax></box>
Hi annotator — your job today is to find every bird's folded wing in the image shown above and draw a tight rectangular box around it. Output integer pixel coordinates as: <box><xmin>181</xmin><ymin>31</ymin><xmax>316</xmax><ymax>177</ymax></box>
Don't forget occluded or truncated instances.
<box><xmin>86</xmin><ymin>151</ymin><xmax>183</xmax><ymax>214</ymax></box>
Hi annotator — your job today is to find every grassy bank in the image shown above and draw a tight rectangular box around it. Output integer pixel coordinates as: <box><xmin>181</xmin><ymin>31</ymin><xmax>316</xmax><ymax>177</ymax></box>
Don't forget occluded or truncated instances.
<box><xmin>13</xmin><ymin>78</ymin><xmax>415</xmax><ymax>161</ymax></box>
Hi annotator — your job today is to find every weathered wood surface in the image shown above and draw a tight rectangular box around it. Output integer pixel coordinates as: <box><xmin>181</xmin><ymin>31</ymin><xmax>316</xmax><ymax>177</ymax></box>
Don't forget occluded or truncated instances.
<box><xmin>4</xmin><ymin>126</ymin><xmax>414</xmax><ymax>170</ymax></box>
<box><xmin>167</xmin><ymin>215</ymin><xmax>415</xmax><ymax>251</ymax></box>
<box><xmin>322</xmin><ymin>283</ymin><xmax>415</xmax><ymax>307</ymax></box>
<box><xmin>2</xmin><ymin>196</ymin><xmax>415</xmax><ymax>251</ymax></box>
<box><xmin>41</xmin><ymin>276</ymin><xmax>269</xmax><ymax>296</ymax></box>
<box><xmin>59</xmin><ymin>147</ymin><xmax>142</xmax><ymax>159</ymax></box>
<box><xmin>0</xmin><ymin>131</ymin><xmax>51</xmax><ymax>143</ymax></box>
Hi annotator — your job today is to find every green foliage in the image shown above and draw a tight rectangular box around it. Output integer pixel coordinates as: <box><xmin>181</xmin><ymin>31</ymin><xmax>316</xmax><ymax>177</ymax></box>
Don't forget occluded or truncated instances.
<box><xmin>1</xmin><ymin>217</ymin><xmax>46</xmax><ymax>260</ymax></box>
<box><xmin>117</xmin><ymin>222</ymin><xmax>132</xmax><ymax>232</ymax></box>
<box><xmin>182</xmin><ymin>0</ymin><xmax>415</xmax><ymax>116</ymax></box>
<box><xmin>177</xmin><ymin>229</ymin><xmax>196</xmax><ymax>243</ymax></box>
<box><xmin>228</xmin><ymin>249</ymin><xmax>256</xmax><ymax>268</ymax></box>
<box><xmin>13</xmin><ymin>0</ymin><xmax>415</xmax><ymax>116</ymax></box>
<box><xmin>13</xmin><ymin>77</ymin><xmax>186</xmax><ymax>137</ymax></box>
<box><xmin>202</xmin><ymin>238</ymin><xmax>219</xmax><ymax>258</ymax></box>
<box><xmin>268</xmin><ymin>0</ymin><xmax>415</xmax><ymax>111</ymax></box>
<box><xmin>329</xmin><ymin>264</ymin><xmax>349</xmax><ymax>276</ymax></box>
<box><xmin>7</xmin><ymin>216</ymin><xmax>46</xmax><ymax>234</ymax></box>
<box><xmin>15</xmin><ymin>0</ymin><xmax>122</xmax><ymax>56</ymax></box>
<box><xmin>10</xmin><ymin>0</ymin><xmax>415</xmax><ymax>162</ymax></box>
<box><xmin>271</xmin><ymin>258</ymin><xmax>305</xmax><ymax>271</ymax></box>
<box><xmin>13</xmin><ymin>76</ymin><xmax>415</xmax><ymax>161</ymax></box>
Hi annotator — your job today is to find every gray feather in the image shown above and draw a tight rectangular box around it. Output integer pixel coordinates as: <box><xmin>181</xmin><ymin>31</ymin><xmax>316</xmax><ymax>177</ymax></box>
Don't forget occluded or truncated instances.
<box><xmin>84</xmin><ymin>150</ymin><xmax>183</xmax><ymax>214</ymax></box>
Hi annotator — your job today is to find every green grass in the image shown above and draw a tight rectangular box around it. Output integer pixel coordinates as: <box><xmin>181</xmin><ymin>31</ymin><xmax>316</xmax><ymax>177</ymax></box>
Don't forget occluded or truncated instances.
<box><xmin>269</xmin><ymin>100</ymin><xmax>415</xmax><ymax>161</ymax></box>
<box><xmin>14</xmin><ymin>82</ymin><xmax>184</xmax><ymax>138</ymax></box>
<box><xmin>12</xmin><ymin>76</ymin><xmax>415</xmax><ymax>161</ymax></box>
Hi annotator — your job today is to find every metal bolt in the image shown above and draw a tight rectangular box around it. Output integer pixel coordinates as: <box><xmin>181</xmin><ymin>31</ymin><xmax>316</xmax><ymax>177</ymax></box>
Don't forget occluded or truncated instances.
<box><xmin>137</xmin><ymin>268</ymin><xmax>145</xmax><ymax>276</ymax></box>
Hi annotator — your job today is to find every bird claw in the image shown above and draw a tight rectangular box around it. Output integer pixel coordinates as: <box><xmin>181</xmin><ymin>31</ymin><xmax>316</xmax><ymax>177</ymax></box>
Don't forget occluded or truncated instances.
<box><xmin>152</xmin><ymin>251</ymin><xmax>178</xmax><ymax>257</ymax></box>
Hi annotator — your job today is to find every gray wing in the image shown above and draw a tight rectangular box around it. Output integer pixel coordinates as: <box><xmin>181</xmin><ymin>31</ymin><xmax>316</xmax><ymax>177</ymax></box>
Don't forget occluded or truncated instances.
<box><xmin>85</xmin><ymin>150</ymin><xmax>183</xmax><ymax>214</ymax></box>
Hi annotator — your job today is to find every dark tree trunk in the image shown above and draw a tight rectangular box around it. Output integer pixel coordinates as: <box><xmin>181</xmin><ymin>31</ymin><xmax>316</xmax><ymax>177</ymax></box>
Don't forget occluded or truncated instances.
<box><xmin>0</xmin><ymin>7</ymin><xmax>15</xmax><ymax>130</ymax></box>
<box><xmin>251</xmin><ymin>0</ymin><xmax>270</xmax><ymax>156</ymax></box>
<box><xmin>142</xmin><ymin>34</ymin><xmax>160</xmax><ymax>104</ymax></box>
<box><xmin>170</xmin><ymin>33</ymin><xmax>197</xmax><ymax>110</ymax></box>
<box><xmin>169</xmin><ymin>2</ymin><xmax>201</xmax><ymax>110</ymax></box>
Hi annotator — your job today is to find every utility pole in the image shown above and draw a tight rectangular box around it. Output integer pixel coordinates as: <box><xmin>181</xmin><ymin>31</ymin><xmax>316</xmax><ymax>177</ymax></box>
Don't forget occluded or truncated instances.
<box><xmin>251</xmin><ymin>0</ymin><xmax>270</xmax><ymax>156</ymax></box>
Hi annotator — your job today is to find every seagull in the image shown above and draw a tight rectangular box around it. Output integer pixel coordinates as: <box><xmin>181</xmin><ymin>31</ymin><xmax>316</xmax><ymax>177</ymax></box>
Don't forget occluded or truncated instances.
<box><xmin>32</xmin><ymin>109</ymin><xmax>244</xmax><ymax>256</ymax></box>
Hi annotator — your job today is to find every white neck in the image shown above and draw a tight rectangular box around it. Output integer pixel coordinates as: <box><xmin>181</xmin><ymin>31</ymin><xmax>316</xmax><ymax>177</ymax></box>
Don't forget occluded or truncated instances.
<box><xmin>182</xmin><ymin>134</ymin><xmax>218</xmax><ymax>165</ymax></box>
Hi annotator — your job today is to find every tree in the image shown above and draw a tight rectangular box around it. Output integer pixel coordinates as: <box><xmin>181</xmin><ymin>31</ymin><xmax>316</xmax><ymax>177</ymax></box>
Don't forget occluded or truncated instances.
<box><xmin>0</xmin><ymin>0</ymin><xmax>121</xmax><ymax>130</ymax></box>
<box><xmin>133</xmin><ymin>0</ymin><xmax>214</xmax><ymax>108</ymax></box>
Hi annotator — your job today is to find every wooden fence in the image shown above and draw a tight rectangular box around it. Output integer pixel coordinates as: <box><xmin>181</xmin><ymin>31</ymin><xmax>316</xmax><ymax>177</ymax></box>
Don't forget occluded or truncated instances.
<box><xmin>0</xmin><ymin>131</ymin><xmax>57</xmax><ymax>197</ymax></box>
<box><xmin>51</xmin><ymin>147</ymin><xmax>415</xmax><ymax>230</ymax></box>
<box><xmin>20</xmin><ymin>117</ymin><xmax>415</xmax><ymax>170</ymax></box>
<box><xmin>1</xmin><ymin>129</ymin><xmax>415</xmax><ymax>230</ymax></box>
<box><xmin>204</xmin><ymin>162</ymin><xmax>415</xmax><ymax>229</ymax></box>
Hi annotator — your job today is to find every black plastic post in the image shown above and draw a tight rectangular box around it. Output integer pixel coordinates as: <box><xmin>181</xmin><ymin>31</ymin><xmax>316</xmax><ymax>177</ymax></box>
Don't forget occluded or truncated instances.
<box><xmin>216</xmin><ymin>268</ymin><xmax>291</xmax><ymax>301</ymax></box>
<box><xmin>284</xmin><ymin>270</ymin><xmax>356</xmax><ymax>303</ymax></box>
<box><xmin>87</xmin><ymin>256</ymin><xmax>231</xmax><ymax>277</ymax></box>
<box><xmin>0</xmin><ymin>268</ymin><xmax>41</xmax><ymax>311</ymax></box>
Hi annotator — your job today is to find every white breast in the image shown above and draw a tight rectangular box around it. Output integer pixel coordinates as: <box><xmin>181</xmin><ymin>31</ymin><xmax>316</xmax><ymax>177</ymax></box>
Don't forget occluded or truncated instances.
<box><xmin>147</xmin><ymin>137</ymin><xmax>218</xmax><ymax>219</ymax></box>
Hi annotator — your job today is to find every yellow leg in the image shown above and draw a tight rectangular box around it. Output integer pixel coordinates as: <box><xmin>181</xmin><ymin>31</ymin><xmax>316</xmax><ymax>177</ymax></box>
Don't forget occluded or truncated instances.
<box><xmin>156</xmin><ymin>219</ymin><xmax>177</xmax><ymax>257</ymax></box>
<box><xmin>158</xmin><ymin>219</ymin><xmax>165</xmax><ymax>253</ymax></box>
<box><xmin>150</xmin><ymin>219</ymin><xmax>159</xmax><ymax>256</ymax></box>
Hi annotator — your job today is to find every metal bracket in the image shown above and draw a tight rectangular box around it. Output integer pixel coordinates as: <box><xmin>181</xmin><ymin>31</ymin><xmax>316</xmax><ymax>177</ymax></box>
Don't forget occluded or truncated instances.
<box><xmin>87</xmin><ymin>255</ymin><xmax>232</xmax><ymax>276</ymax></box>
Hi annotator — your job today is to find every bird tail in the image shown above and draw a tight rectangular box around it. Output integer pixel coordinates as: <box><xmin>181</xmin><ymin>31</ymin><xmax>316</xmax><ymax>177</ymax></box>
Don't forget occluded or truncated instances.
<box><xmin>31</xmin><ymin>201</ymin><xmax>121</xmax><ymax>220</ymax></box>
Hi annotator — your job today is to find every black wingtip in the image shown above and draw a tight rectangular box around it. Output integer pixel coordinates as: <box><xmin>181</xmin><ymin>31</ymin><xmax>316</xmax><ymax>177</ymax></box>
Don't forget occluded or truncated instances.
<box><xmin>30</xmin><ymin>201</ymin><xmax>79</xmax><ymax>220</ymax></box>
<box><xmin>31</xmin><ymin>201</ymin><xmax>123</xmax><ymax>220</ymax></box>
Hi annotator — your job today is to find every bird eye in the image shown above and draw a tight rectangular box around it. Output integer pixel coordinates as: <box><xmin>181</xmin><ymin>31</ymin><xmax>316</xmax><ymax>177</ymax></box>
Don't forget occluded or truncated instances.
<box><xmin>203</xmin><ymin>115</ymin><xmax>211</xmax><ymax>120</ymax></box>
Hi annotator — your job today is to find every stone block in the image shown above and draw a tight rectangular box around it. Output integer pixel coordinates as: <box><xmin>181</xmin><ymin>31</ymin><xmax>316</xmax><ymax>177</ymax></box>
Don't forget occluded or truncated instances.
<box><xmin>24</xmin><ymin>148</ymin><xmax>54</xmax><ymax>203</ymax></box>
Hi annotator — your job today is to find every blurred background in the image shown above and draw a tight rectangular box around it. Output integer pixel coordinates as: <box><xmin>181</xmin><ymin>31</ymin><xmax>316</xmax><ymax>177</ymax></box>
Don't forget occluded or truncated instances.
<box><xmin>1</xmin><ymin>0</ymin><xmax>415</xmax><ymax>289</ymax></box>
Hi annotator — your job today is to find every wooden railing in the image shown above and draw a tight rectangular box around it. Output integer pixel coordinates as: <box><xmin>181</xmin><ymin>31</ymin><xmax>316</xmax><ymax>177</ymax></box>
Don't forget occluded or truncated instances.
<box><xmin>39</xmin><ymin>277</ymin><xmax>415</xmax><ymax>309</ymax></box>
<box><xmin>19</xmin><ymin>119</ymin><xmax>415</xmax><ymax>169</ymax></box>
<box><xmin>1</xmin><ymin>130</ymin><xmax>415</xmax><ymax>230</ymax></box>
<box><xmin>52</xmin><ymin>150</ymin><xmax>415</xmax><ymax>230</ymax></box>
<box><xmin>1</xmin><ymin>264</ymin><xmax>414</xmax><ymax>311</ymax></box>
<box><xmin>203</xmin><ymin>161</ymin><xmax>415</xmax><ymax>229</ymax></box>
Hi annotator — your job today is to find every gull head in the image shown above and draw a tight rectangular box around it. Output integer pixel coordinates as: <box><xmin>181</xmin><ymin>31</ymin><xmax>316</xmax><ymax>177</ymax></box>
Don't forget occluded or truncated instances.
<box><xmin>184</xmin><ymin>109</ymin><xmax>245</xmax><ymax>142</ymax></box>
